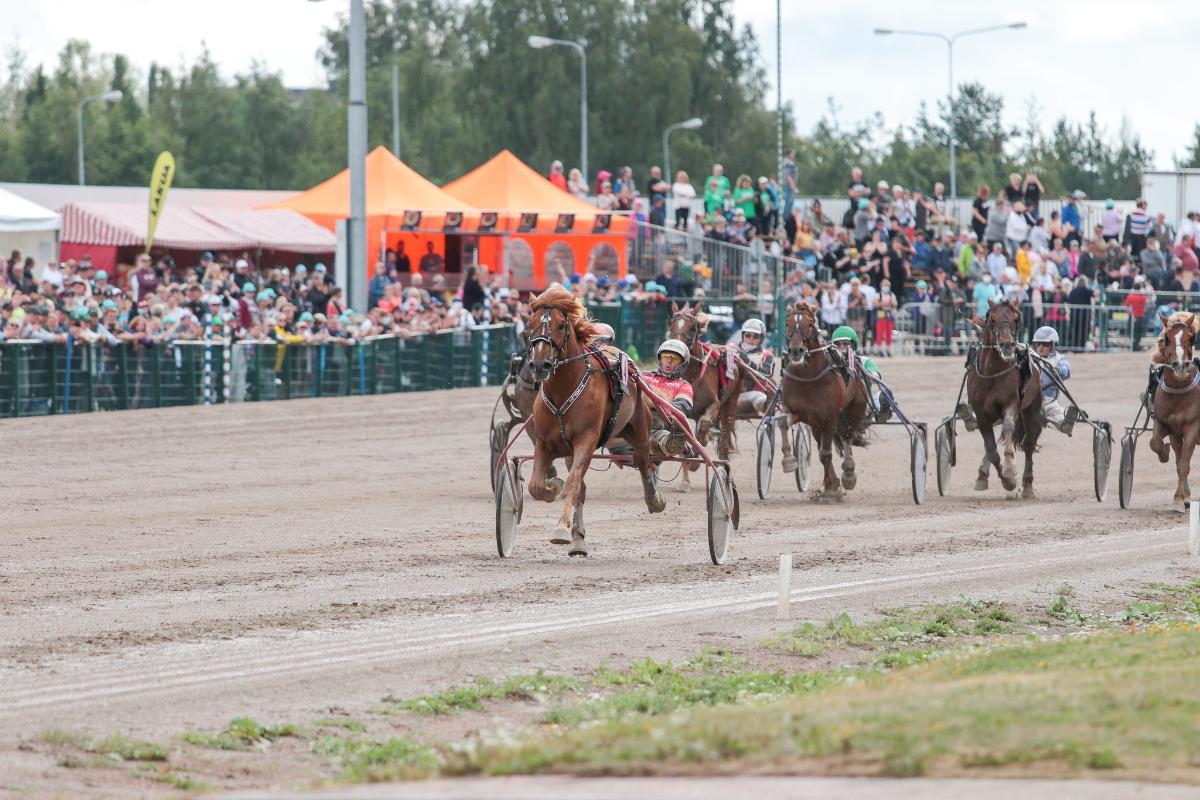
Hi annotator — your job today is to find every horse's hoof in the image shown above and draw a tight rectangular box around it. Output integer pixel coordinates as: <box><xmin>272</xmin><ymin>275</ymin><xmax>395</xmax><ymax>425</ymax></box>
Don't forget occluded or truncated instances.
<box><xmin>647</xmin><ymin>492</ymin><xmax>666</xmax><ymax>513</ymax></box>
<box><xmin>546</xmin><ymin>477</ymin><xmax>565</xmax><ymax>500</ymax></box>
<box><xmin>781</xmin><ymin>455</ymin><xmax>798</xmax><ymax>473</ymax></box>
<box><xmin>974</xmin><ymin>478</ymin><xmax>989</xmax><ymax>491</ymax></box>
<box><xmin>840</xmin><ymin>472</ymin><xmax>857</xmax><ymax>491</ymax></box>
<box><xmin>550</xmin><ymin>525</ymin><xmax>571</xmax><ymax>545</ymax></box>
<box><xmin>1001</xmin><ymin>475</ymin><xmax>1017</xmax><ymax>492</ymax></box>
<box><xmin>567</xmin><ymin>536</ymin><xmax>588</xmax><ymax>557</ymax></box>
<box><xmin>1022</xmin><ymin>485</ymin><xmax>1036</xmax><ymax>500</ymax></box>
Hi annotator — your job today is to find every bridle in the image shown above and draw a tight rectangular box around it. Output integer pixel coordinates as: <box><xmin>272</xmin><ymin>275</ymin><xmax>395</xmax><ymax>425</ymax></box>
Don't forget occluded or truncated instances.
<box><xmin>668</xmin><ymin>310</ymin><xmax>702</xmax><ymax>351</ymax></box>
<box><xmin>527</xmin><ymin>307</ymin><xmax>603</xmax><ymax>447</ymax></box>
<box><xmin>527</xmin><ymin>309</ymin><xmax>571</xmax><ymax>374</ymax></box>
<box><xmin>783</xmin><ymin>308</ymin><xmax>834</xmax><ymax>381</ymax></box>
<box><xmin>1162</xmin><ymin>323</ymin><xmax>1197</xmax><ymax>382</ymax></box>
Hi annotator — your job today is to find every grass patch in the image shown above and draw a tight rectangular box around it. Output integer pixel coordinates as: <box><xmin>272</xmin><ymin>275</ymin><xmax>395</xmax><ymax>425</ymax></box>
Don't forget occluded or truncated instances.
<box><xmin>315</xmin><ymin>718</ymin><xmax>368</xmax><ymax>733</ymax></box>
<box><xmin>180</xmin><ymin>717</ymin><xmax>299</xmax><ymax>751</ymax></box>
<box><xmin>311</xmin><ymin>735</ymin><xmax>439</xmax><ymax>782</ymax></box>
<box><xmin>383</xmin><ymin>670</ymin><xmax>577</xmax><ymax>716</ymax></box>
<box><xmin>771</xmin><ymin>599</ymin><xmax>1018</xmax><ymax>667</ymax></box>
<box><xmin>42</xmin><ymin>729</ymin><xmax>168</xmax><ymax>765</ymax></box>
<box><xmin>447</xmin><ymin>624</ymin><xmax>1200</xmax><ymax>778</ymax></box>
<box><xmin>135</xmin><ymin>764</ymin><xmax>208</xmax><ymax>791</ymax></box>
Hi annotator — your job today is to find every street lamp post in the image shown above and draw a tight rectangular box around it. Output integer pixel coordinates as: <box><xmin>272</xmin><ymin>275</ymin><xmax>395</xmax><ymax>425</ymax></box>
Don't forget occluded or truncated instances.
<box><xmin>528</xmin><ymin>35</ymin><xmax>587</xmax><ymax>182</ymax></box>
<box><xmin>391</xmin><ymin>39</ymin><xmax>401</xmax><ymax>159</ymax></box>
<box><xmin>874</xmin><ymin>22</ymin><xmax>1026</xmax><ymax>198</ymax></box>
<box><xmin>662</xmin><ymin>117</ymin><xmax>703</xmax><ymax>186</ymax></box>
<box><xmin>77</xmin><ymin>89</ymin><xmax>123</xmax><ymax>185</ymax></box>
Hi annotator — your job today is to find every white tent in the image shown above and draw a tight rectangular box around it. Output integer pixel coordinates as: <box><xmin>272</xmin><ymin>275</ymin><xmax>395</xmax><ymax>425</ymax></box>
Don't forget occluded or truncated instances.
<box><xmin>0</xmin><ymin>187</ymin><xmax>61</xmax><ymax>265</ymax></box>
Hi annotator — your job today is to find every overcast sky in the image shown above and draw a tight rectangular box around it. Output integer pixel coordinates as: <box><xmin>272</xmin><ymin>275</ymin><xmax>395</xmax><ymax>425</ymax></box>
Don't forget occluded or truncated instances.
<box><xmin>7</xmin><ymin>0</ymin><xmax>1196</xmax><ymax>168</ymax></box>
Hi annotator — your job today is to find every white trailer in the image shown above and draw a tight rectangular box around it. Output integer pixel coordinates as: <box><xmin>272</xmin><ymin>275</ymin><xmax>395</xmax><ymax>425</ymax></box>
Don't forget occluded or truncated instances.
<box><xmin>1141</xmin><ymin>169</ymin><xmax>1200</xmax><ymax>225</ymax></box>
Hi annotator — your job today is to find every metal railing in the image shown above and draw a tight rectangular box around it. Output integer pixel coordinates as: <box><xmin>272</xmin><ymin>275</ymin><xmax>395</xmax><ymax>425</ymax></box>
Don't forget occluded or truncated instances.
<box><xmin>0</xmin><ymin>326</ymin><xmax>516</xmax><ymax>418</ymax></box>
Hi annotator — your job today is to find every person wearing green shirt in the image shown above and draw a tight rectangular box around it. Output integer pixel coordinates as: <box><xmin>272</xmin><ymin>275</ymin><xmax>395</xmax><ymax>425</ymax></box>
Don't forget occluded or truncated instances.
<box><xmin>957</xmin><ymin>236</ymin><xmax>977</xmax><ymax>278</ymax></box>
<box><xmin>705</xmin><ymin>164</ymin><xmax>731</xmax><ymax>208</ymax></box>
<box><xmin>830</xmin><ymin>325</ymin><xmax>891</xmax><ymax>422</ymax></box>
<box><xmin>732</xmin><ymin>174</ymin><xmax>757</xmax><ymax>223</ymax></box>
<box><xmin>703</xmin><ymin>176</ymin><xmax>726</xmax><ymax>216</ymax></box>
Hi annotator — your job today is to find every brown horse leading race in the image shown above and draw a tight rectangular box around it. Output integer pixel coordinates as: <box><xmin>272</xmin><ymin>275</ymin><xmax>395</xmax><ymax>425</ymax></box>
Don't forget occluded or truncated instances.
<box><xmin>965</xmin><ymin>298</ymin><xmax>1044</xmax><ymax>497</ymax></box>
<box><xmin>524</xmin><ymin>286</ymin><xmax>665</xmax><ymax>555</ymax></box>
<box><xmin>1148</xmin><ymin>311</ymin><xmax>1200</xmax><ymax>505</ymax></box>
<box><xmin>779</xmin><ymin>302</ymin><xmax>869</xmax><ymax>498</ymax></box>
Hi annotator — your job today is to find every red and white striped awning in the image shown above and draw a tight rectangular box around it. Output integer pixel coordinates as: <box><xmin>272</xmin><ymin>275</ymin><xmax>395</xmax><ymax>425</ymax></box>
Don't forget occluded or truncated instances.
<box><xmin>60</xmin><ymin>202</ymin><xmax>336</xmax><ymax>253</ymax></box>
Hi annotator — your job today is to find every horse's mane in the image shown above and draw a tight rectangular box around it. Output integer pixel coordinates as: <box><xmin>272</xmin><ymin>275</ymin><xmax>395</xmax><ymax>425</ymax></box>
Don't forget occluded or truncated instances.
<box><xmin>530</xmin><ymin>284</ymin><xmax>600</xmax><ymax>346</ymax></box>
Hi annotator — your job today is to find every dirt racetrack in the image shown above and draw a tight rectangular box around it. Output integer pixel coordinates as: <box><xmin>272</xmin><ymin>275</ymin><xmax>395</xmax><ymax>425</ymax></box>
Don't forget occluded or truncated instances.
<box><xmin>2</xmin><ymin>350</ymin><xmax>1198</xmax><ymax>796</ymax></box>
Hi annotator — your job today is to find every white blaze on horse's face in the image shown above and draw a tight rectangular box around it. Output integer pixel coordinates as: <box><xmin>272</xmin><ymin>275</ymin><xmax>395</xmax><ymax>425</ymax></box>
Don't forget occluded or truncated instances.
<box><xmin>1173</xmin><ymin>329</ymin><xmax>1192</xmax><ymax>378</ymax></box>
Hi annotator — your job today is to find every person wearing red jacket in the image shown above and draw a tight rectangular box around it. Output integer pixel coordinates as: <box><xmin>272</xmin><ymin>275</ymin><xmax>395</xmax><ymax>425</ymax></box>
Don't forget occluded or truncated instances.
<box><xmin>641</xmin><ymin>339</ymin><xmax>694</xmax><ymax>457</ymax></box>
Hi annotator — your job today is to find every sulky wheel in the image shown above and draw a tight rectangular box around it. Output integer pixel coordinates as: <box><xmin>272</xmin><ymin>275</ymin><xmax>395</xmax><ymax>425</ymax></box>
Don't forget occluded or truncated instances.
<box><xmin>489</xmin><ymin>419</ymin><xmax>511</xmax><ymax>493</ymax></box>
<box><xmin>911</xmin><ymin>425</ymin><xmax>928</xmax><ymax>505</ymax></box>
<box><xmin>707</xmin><ymin>467</ymin><xmax>734</xmax><ymax>565</ymax></box>
<box><xmin>495</xmin><ymin>462</ymin><xmax>519</xmax><ymax>557</ymax></box>
<box><xmin>793</xmin><ymin>423</ymin><xmax>812</xmax><ymax>492</ymax></box>
<box><xmin>756</xmin><ymin>422</ymin><xmax>775</xmax><ymax>500</ymax></box>
<box><xmin>935</xmin><ymin>419</ymin><xmax>953</xmax><ymax>497</ymax></box>
<box><xmin>1093</xmin><ymin>423</ymin><xmax>1112</xmax><ymax>503</ymax></box>
<box><xmin>1118</xmin><ymin>432</ymin><xmax>1136</xmax><ymax>510</ymax></box>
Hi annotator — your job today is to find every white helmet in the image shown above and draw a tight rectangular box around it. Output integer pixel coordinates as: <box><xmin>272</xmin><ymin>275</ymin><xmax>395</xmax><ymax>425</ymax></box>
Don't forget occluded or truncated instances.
<box><xmin>1033</xmin><ymin>326</ymin><xmax>1059</xmax><ymax>345</ymax></box>
<box><xmin>656</xmin><ymin>339</ymin><xmax>690</xmax><ymax>377</ymax></box>
<box><xmin>741</xmin><ymin>318</ymin><xmax>767</xmax><ymax>337</ymax></box>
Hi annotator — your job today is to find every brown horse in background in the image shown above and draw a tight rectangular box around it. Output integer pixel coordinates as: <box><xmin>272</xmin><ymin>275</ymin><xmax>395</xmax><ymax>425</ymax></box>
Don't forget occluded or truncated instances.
<box><xmin>667</xmin><ymin>303</ymin><xmax>744</xmax><ymax>490</ymax></box>
<box><xmin>780</xmin><ymin>302</ymin><xmax>869</xmax><ymax>498</ymax></box>
<box><xmin>526</xmin><ymin>286</ymin><xmax>664</xmax><ymax>555</ymax></box>
<box><xmin>966</xmin><ymin>299</ymin><xmax>1043</xmax><ymax>497</ymax></box>
<box><xmin>1148</xmin><ymin>312</ymin><xmax>1200</xmax><ymax>505</ymax></box>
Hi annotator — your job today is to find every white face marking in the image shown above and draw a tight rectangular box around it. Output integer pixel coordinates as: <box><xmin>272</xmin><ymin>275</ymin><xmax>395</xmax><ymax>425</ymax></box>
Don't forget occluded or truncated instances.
<box><xmin>1176</xmin><ymin>330</ymin><xmax>1185</xmax><ymax>366</ymax></box>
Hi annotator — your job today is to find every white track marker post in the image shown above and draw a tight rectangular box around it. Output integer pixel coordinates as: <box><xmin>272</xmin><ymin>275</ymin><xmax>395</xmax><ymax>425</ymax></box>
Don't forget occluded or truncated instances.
<box><xmin>1190</xmin><ymin>502</ymin><xmax>1199</xmax><ymax>556</ymax></box>
<box><xmin>776</xmin><ymin>553</ymin><xmax>793</xmax><ymax>620</ymax></box>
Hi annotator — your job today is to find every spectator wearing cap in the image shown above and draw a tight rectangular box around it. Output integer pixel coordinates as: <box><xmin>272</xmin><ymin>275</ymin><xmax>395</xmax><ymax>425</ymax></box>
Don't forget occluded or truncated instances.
<box><xmin>1101</xmin><ymin>199</ymin><xmax>1122</xmax><ymax>242</ymax></box>
<box><xmin>728</xmin><ymin>208</ymin><xmax>753</xmax><ymax>247</ymax></box>
<box><xmin>593</xmin><ymin>169</ymin><xmax>613</xmax><ymax>195</ymax></box>
<box><xmin>236</xmin><ymin>282</ymin><xmax>257</xmax><ymax>328</ymax></box>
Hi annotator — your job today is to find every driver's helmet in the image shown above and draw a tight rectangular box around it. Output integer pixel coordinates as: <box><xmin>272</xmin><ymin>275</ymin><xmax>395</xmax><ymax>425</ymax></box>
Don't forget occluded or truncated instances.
<box><xmin>1032</xmin><ymin>325</ymin><xmax>1059</xmax><ymax>346</ymax></box>
<box><xmin>740</xmin><ymin>318</ymin><xmax>767</xmax><ymax>351</ymax></box>
<box><xmin>591</xmin><ymin>322</ymin><xmax>616</xmax><ymax>346</ymax></box>
<box><xmin>656</xmin><ymin>338</ymin><xmax>690</xmax><ymax>379</ymax></box>
<box><xmin>830</xmin><ymin>325</ymin><xmax>859</xmax><ymax>348</ymax></box>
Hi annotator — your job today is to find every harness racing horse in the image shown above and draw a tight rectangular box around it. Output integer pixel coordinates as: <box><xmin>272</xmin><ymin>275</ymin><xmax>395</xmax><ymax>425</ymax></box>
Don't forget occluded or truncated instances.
<box><xmin>780</xmin><ymin>303</ymin><xmax>869</xmax><ymax>498</ymax></box>
<box><xmin>666</xmin><ymin>303</ymin><xmax>745</xmax><ymax>489</ymax></box>
<box><xmin>526</xmin><ymin>286</ymin><xmax>665</xmax><ymax>555</ymax></box>
<box><xmin>966</xmin><ymin>299</ymin><xmax>1043</xmax><ymax>497</ymax></box>
<box><xmin>1148</xmin><ymin>312</ymin><xmax>1200</xmax><ymax>505</ymax></box>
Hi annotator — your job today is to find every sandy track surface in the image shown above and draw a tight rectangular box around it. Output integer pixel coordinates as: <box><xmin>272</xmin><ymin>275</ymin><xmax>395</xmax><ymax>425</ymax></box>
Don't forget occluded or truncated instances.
<box><xmin>1</xmin><ymin>350</ymin><xmax>1196</xmax><ymax>796</ymax></box>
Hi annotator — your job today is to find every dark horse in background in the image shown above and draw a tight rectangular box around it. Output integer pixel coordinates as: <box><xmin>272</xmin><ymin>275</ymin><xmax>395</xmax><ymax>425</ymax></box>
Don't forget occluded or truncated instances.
<box><xmin>966</xmin><ymin>299</ymin><xmax>1044</xmax><ymax>498</ymax></box>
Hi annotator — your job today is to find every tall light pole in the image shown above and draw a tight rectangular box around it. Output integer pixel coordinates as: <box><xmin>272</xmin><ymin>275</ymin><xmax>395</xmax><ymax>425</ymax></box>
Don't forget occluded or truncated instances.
<box><xmin>391</xmin><ymin>38</ymin><xmax>401</xmax><ymax>159</ymax></box>
<box><xmin>309</xmin><ymin>0</ymin><xmax>367</xmax><ymax>311</ymax></box>
<box><xmin>528</xmin><ymin>35</ymin><xmax>587</xmax><ymax>182</ymax></box>
<box><xmin>77</xmin><ymin>89</ymin><xmax>123</xmax><ymax>185</ymax></box>
<box><xmin>662</xmin><ymin>117</ymin><xmax>702</xmax><ymax>187</ymax></box>
<box><xmin>874</xmin><ymin>22</ymin><xmax>1026</xmax><ymax>198</ymax></box>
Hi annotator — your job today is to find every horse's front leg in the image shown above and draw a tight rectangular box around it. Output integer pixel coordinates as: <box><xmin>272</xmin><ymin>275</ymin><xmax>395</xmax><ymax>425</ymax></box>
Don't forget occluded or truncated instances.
<box><xmin>1021</xmin><ymin>414</ymin><xmax>1038</xmax><ymax>499</ymax></box>
<box><xmin>528</xmin><ymin>441</ymin><xmax>563</xmax><ymax>503</ymax></box>
<box><xmin>553</xmin><ymin>437</ymin><xmax>599</xmax><ymax>547</ymax></box>
<box><xmin>1173</xmin><ymin>431</ymin><xmax>1195</xmax><ymax>506</ymax></box>
<box><xmin>817</xmin><ymin>426</ymin><xmax>839</xmax><ymax>497</ymax></box>
<box><xmin>1149</xmin><ymin>419</ymin><xmax>1170</xmax><ymax>463</ymax></box>
<box><xmin>999</xmin><ymin>407</ymin><xmax>1018</xmax><ymax>491</ymax></box>
<box><xmin>779</xmin><ymin>413</ymin><xmax>797</xmax><ymax>473</ymax></box>
<box><xmin>975</xmin><ymin>418</ymin><xmax>1002</xmax><ymax>491</ymax></box>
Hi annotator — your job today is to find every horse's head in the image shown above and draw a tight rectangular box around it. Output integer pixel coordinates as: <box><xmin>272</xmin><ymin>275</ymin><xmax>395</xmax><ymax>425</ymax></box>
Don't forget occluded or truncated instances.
<box><xmin>667</xmin><ymin>301</ymin><xmax>704</xmax><ymax>350</ymax></box>
<box><xmin>785</xmin><ymin>302</ymin><xmax>821</xmax><ymax>365</ymax></box>
<box><xmin>973</xmin><ymin>299</ymin><xmax>1022</xmax><ymax>362</ymax></box>
<box><xmin>1159</xmin><ymin>311</ymin><xmax>1198</xmax><ymax>379</ymax></box>
<box><xmin>526</xmin><ymin>306</ymin><xmax>572</xmax><ymax>382</ymax></box>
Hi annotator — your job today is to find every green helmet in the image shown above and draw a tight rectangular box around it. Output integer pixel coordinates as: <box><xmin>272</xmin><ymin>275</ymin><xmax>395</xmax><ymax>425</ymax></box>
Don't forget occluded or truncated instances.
<box><xmin>830</xmin><ymin>325</ymin><xmax>859</xmax><ymax>346</ymax></box>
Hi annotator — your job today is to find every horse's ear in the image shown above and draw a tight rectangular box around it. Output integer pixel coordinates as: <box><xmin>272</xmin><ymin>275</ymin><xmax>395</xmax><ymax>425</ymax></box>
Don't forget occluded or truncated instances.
<box><xmin>1159</xmin><ymin>311</ymin><xmax>1171</xmax><ymax>327</ymax></box>
<box><xmin>671</xmin><ymin>301</ymin><xmax>680</xmax><ymax>313</ymax></box>
<box><xmin>1007</xmin><ymin>298</ymin><xmax>1020</xmax><ymax>313</ymax></box>
<box><xmin>968</xmin><ymin>315</ymin><xmax>984</xmax><ymax>331</ymax></box>
<box><xmin>987</xmin><ymin>296</ymin><xmax>999</xmax><ymax>308</ymax></box>
<box><xmin>805</xmin><ymin>301</ymin><xmax>818</xmax><ymax>313</ymax></box>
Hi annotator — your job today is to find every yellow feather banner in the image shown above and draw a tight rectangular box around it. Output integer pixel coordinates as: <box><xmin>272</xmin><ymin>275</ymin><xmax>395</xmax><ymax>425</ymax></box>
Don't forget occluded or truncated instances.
<box><xmin>146</xmin><ymin>151</ymin><xmax>176</xmax><ymax>251</ymax></box>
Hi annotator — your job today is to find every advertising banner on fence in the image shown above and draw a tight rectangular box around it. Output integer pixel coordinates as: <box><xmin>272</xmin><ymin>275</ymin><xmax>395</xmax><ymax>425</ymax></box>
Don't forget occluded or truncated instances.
<box><xmin>146</xmin><ymin>151</ymin><xmax>176</xmax><ymax>250</ymax></box>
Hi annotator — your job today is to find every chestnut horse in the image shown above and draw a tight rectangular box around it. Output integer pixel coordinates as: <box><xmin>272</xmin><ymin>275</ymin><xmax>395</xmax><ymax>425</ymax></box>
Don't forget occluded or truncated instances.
<box><xmin>1148</xmin><ymin>312</ymin><xmax>1200</xmax><ymax>505</ymax></box>
<box><xmin>526</xmin><ymin>286</ymin><xmax>665</xmax><ymax>555</ymax></box>
<box><xmin>966</xmin><ymin>299</ymin><xmax>1043</xmax><ymax>497</ymax></box>
<box><xmin>780</xmin><ymin>303</ymin><xmax>869</xmax><ymax>497</ymax></box>
<box><xmin>666</xmin><ymin>303</ymin><xmax>746</xmax><ymax>490</ymax></box>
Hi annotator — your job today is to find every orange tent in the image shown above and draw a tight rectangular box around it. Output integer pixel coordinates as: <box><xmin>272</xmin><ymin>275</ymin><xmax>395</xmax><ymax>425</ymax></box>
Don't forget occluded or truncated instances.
<box><xmin>443</xmin><ymin>150</ymin><xmax>628</xmax><ymax>288</ymax></box>
<box><xmin>264</xmin><ymin>146</ymin><xmax>476</xmax><ymax>286</ymax></box>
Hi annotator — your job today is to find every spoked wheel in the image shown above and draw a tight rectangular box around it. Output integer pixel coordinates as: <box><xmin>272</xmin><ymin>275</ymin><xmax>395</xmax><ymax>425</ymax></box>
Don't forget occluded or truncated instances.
<box><xmin>707</xmin><ymin>467</ymin><xmax>734</xmax><ymax>565</ymax></box>
<box><xmin>1118</xmin><ymin>432</ymin><xmax>1136</xmax><ymax>510</ymax></box>
<box><xmin>1093</xmin><ymin>423</ymin><xmax>1112</xmax><ymax>503</ymax></box>
<box><xmin>911</xmin><ymin>425</ymin><xmax>928</xmax><ymax>505</ymax></box>
<box><xmin>495</xmin><ymin>462</ymin><xmax>520</xmax><ymax>558</ymax></box>
<box><xmin>935</xmin><ymin>419</ymin><xmax>954</xmax><ymax>496</ymax></box>
<box><xmin>793</xmin><ymin>423</ymin><xmax>812</xmax><ymax>492</ymax></box>
<box><xmin>755</xmin><ymin>422</ymin><xmax>775</xmax><ymax>499</ymax></box>
<box><xmin>489</xmin><ymin>419</ymin><xmax>511</xmax><ymax>493</ymax></box>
